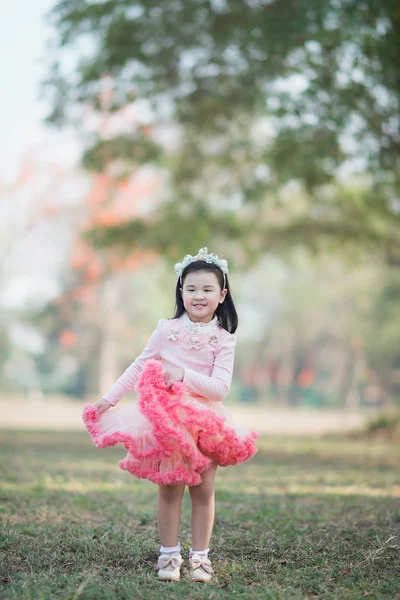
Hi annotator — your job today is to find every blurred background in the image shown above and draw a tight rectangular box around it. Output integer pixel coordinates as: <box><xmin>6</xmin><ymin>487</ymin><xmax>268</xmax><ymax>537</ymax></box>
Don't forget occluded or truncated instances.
<box><xmin>1</xmin><ymin>0</ymin><xmax>400</xmax><ymax>436</ymax></box>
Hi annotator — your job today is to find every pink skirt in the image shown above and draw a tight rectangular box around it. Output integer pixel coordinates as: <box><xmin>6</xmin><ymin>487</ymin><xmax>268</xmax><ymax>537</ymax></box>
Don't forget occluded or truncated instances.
<box><xmin>82</xmin><ymin>360</ymin><xmax>259</xmax><ymax>486</ymax></box>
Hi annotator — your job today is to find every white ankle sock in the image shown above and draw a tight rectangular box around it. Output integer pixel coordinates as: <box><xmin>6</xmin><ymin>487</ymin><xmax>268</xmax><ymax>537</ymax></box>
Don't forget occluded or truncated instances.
<box><xmin>160</xmin><ymin>542</ymin><xmax>181</xmax><ymax>554</ymax></box>
<box><xmin>189</xmin><ymin>547</ymin><xmax>209</xmax><ymax>557</ymax></box>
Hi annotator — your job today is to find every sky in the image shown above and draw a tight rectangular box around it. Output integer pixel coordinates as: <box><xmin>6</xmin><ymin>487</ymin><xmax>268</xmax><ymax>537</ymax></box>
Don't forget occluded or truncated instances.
<box><xmin>0</xmin><ymin>1</ymin><xmax>83</xmax><ymax>309</ymax></box>
<box><xmin>0</xmin><ymin>1</ymin><xmax>60</xmax><ymax>182</ymax></box>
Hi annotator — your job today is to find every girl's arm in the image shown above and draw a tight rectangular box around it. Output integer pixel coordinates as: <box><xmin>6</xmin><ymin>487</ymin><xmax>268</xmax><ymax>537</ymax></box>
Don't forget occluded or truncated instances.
<box><xmin>182</xmin><ymin>334</ymin><xmax>237</xmax><ymax>402</ymax></box>
<box><xmin>102</xmin><ymin>319</ymin><xmax>164</xmax><ymax>407</ymax></box>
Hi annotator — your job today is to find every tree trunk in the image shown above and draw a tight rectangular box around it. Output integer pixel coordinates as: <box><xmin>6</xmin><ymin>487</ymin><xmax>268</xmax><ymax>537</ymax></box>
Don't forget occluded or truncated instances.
<box><xmin>98</xmin><ymin>277</ymin><xmax>121</xmax><ymax>396</ymax></box>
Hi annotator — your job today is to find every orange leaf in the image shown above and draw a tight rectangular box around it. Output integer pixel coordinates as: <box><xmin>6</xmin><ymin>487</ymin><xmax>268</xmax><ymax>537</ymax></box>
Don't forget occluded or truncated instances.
<box><xmin>59</xmin><ymin>329</ymin><xmax>77</xmax><ymax>348</ymax></box>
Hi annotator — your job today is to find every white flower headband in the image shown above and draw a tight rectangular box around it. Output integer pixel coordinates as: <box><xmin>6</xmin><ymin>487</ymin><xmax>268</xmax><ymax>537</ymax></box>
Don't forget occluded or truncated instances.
<box><xmin>175</xmin><ymin>247</ymin><xmax>229</xmax><ymax>286</ymax></box>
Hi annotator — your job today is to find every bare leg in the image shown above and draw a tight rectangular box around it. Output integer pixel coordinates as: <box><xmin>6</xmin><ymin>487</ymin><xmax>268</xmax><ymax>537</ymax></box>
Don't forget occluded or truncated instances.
<box><xmin>189</xmin><ymin>462</ymin><xmax>218</xmax><ymax>551</ymax></box>
<box><xmin>157</xmin><ymin>483</ymin><xmax>186</xmax><ymax>547</ymax></box>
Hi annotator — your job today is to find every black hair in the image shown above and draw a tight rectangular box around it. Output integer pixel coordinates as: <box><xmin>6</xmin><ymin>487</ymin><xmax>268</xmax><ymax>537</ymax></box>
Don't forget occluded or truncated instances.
<box><xmin>173</xmin><ymin>261</ymin><xmax>238</xmax><ymax>333</ymax></box>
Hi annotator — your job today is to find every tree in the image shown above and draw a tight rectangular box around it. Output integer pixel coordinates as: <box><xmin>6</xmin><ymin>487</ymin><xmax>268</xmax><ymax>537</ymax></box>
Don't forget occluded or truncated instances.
<box><xmin>0</xmin><ymin>131</ymin><xmax>162</xmax><ymax>396</ymax></box>
<box><xmin>365</xmin><ymin>268</ymin><xmax>400</xmax><ymax>402</ymax></box>
<box><xmin>0</xmin><ymin>149</ymin><xmax>72</xmax><ymax>393</ymax></box>
<box><xmin>44</xmin><ymin>0</ymin><xmax>400</xmax><ymax>262</ymax></box>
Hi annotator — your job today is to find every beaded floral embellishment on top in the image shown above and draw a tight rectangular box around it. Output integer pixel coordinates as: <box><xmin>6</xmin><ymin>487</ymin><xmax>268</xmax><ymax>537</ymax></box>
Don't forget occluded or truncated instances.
<box><xmin>168</xmin><ymin>329</ymin><xmax>179</xmax><ymax>342</ymax></box>
<box><xmin>209</xmin><ymin>335</ymin><xmax>219</xmax><ymax>346</ymax></box>
<box><xmin>167</xmin><ymin>313</ymin><xmax>220</xmax><ymax>351</ymax></box>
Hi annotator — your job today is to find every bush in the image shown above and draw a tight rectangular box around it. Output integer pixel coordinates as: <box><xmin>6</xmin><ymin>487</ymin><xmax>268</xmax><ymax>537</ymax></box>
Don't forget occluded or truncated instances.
<box><xmin>366</xmin><ymin>410</ymin><xmax>400</xmax><ymax>440</ymax></box>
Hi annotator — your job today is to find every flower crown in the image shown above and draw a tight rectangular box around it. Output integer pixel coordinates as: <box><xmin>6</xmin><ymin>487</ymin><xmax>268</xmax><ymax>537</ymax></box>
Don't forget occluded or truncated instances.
<box><xmin>174</xmin><ymin>247</ymin><xmax>229</xmax><ymax>279</ymax></box>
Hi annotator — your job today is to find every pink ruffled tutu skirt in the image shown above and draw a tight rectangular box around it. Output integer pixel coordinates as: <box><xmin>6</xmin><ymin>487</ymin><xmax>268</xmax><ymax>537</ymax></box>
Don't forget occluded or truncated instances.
<box><xmin>82</xmin><ymin>360</ymin><xmax>259</xmax><ymax>486</ymax></box>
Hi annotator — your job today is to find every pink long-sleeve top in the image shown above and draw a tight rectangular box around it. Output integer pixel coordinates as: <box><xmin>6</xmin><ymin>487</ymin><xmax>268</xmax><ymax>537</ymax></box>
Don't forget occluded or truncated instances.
<box><xmin>103</xmin><ymin>312</ymin><xmax>237</xmax><ymax>406</ymax></box>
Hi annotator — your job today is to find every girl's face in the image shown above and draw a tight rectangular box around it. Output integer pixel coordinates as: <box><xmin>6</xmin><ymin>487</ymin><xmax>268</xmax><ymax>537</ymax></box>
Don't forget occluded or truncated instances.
<box><xmin>181</xmin><ymin>270</ymin><xmax>227</xmax><ymax>323</ymax></box>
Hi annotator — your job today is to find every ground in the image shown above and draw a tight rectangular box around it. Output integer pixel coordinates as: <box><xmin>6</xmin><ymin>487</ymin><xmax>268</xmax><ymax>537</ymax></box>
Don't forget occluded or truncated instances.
<box><xmin>0</xmin><ymin>430</ymin><xmax>399</xmax><ymax>599</ymax></box>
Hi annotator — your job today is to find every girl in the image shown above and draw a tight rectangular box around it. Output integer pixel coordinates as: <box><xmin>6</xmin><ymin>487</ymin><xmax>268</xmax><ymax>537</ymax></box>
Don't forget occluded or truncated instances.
<box><xmin>82</xmin><ymin>247</ymin><xmax>258</xmax><ymax>582</ymax></box>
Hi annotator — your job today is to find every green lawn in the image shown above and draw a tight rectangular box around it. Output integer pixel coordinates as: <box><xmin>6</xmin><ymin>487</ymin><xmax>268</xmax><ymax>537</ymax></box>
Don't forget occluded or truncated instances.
<box><xmin>0</xmin><ymin>430</ymin><xmax>399</xmax><ymax>599</ymax></box>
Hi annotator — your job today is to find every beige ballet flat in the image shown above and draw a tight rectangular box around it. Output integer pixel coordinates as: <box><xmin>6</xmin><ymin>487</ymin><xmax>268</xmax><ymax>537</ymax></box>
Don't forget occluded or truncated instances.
<box><xmin>189</xmin><ymin>554</ymin><xmax>214</xmax><ymax>582</ymax></box>
<box><xmin>157</xmin><ymin>552</ymin><xmax>183</xmax><ymax>581</ymax></box>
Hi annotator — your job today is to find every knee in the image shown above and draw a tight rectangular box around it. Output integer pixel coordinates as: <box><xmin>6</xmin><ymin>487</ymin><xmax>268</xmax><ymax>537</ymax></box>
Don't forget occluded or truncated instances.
<box><xmin>159</xmin><ymin>484</ymin><xmax>185</xmax><ymax>503</ymax></box>
<box><xmin>189</xmin><ymin>482</ymin><xmax>215</xmax><ymax>504</ymax></box>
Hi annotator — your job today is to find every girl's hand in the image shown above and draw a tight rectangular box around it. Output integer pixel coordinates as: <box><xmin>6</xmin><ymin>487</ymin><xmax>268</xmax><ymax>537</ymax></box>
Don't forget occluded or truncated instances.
<box><xmin>163</xmin><ymin>367</ymin><xmax>184</xmax><ymax>388</ymax></box>
<box><xmin>94</xmin><ymin>398</ymin><xmax>112</xmax><ymax>414</ymax></box>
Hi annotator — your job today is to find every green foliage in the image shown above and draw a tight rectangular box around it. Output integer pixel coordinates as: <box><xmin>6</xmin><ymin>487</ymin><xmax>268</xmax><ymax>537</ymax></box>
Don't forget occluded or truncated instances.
<box><xmin>44</xmin><ymin>0</ymin><xmax>400</xmax><ymax>262</ymax></box>
<box><xmin>85</xmin><ymin>198</ymin><xmax>256</xmax><ymax>261</ymax></box>
<box><xmin>365</xmin><ymin>269</ymin><xmax>400</xmax><ymax>395</ymax></box>
<box><xmin>82</xmin><ymin>135</ymin><xmax>162</xmax><ymax>172</ymax></box>
<box><xmin>366</xmin><ymin>410</ymin><xmax>400</xmax><ymax>438</ymax></box>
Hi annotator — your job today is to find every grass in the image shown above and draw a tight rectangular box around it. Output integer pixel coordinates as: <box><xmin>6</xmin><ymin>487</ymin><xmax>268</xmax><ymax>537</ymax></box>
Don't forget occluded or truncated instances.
<box><xmin>0</xmin><ymin>430</ymin><xmax>399</xmax><ymax>599</ymax></box>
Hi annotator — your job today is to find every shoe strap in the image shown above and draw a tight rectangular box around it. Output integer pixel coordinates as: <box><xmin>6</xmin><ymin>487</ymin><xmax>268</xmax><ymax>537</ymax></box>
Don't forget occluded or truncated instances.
<box><xmin>190</xmin><ymin>554</ymin><xmax>213</xmax><ymax>574</ymax></box>
<box><xmin>158</xmin><ymin>553</ymin><xmax>183</xmax><ymax>569</ymax></box>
